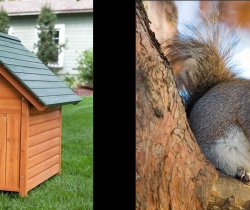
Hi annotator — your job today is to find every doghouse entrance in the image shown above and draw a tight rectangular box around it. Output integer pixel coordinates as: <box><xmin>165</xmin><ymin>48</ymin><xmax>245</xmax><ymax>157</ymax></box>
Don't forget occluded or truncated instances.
<box><xmin>0</xmin><ymin>112</ymin><xmax>20</xmax><ymax>190</ymax></box>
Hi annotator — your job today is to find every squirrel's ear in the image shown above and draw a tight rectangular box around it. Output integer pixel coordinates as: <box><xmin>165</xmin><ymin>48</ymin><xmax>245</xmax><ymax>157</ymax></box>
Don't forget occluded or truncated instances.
<box><xmin>172</xmin><ymin>58</ymin><xmax>197</xmax><ymax>76</ymax></box>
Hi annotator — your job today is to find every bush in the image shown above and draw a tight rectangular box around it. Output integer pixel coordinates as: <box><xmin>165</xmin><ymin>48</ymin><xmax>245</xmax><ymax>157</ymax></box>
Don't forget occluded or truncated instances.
<box><xmin>77</xmin><ymin>48</ymin><xmax>93</xmax><ymax>85</ymax></box>
<box><xmin>64</xmin><ymin>72</ymin><xmax>84</xmax><ymax>90</ymax></box>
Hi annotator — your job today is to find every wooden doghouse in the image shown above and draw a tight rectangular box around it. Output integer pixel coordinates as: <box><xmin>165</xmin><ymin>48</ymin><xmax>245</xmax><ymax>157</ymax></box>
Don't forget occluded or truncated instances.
<box><xmin>0</xmin><ymin>32</ymin><xmax>82</xmax><ymax>197</ymax></box>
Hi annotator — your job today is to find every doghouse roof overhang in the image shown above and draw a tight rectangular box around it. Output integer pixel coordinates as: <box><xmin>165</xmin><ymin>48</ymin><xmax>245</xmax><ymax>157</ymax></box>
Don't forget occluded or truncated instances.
<box><xmin>0</xmin><ymin>32</ymin><xmax>82</xmax><ymax>111</ymax></box>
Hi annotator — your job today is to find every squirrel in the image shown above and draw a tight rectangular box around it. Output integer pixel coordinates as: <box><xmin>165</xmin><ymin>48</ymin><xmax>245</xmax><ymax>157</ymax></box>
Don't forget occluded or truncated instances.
<box><xmin>162</xmin><ymin>8</ymin><xmax>250</xmax><ymax>181</ymax></box>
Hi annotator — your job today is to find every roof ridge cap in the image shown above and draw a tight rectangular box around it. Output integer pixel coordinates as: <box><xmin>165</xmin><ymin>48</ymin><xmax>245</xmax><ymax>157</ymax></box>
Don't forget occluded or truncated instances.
<box><xmin>0</xmin><ymin>32</ymin><xmax>21</xmax><ymax>42</ymax></box>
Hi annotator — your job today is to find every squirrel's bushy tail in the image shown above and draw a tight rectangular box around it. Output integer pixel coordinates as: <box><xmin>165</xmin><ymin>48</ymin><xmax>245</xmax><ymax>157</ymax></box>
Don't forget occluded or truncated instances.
<box><xmin>162</xmin><ymin>8</ymin><xmax>241</xmax><ymax>116</ymax></box>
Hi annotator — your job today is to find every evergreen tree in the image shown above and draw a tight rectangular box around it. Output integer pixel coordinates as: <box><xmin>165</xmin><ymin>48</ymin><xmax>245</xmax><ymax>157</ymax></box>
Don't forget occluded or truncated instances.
<box><xmin>35</xmin><ymin>3</ymin><xmax>66</xmax><ymax>67</ymax></box>
<box><xmin>0</xmin><ymin>6</ymin><xmax>10</xmax><ymax>34</ymax></box>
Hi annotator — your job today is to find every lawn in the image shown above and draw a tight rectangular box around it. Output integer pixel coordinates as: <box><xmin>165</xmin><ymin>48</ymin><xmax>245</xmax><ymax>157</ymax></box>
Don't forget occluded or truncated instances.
<box><xmin>0</xmin><ymin>96</ymin><xmax>93</xmax><ymax>210</ymax></box>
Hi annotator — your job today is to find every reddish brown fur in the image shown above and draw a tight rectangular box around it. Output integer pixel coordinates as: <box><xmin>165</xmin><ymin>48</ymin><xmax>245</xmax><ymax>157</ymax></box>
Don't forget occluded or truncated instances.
<box><xmin>162</xmin><ymin>8</ymin><xmax>240</xmax><ymax>116</ymax></box>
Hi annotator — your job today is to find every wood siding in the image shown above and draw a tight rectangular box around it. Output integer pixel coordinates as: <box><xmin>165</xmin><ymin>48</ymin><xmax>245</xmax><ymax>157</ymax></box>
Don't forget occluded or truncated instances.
<box><xmin>0</xmin><ymin>74</ymin><xmax>21</xmax><ymax>191</ymax></box>
<box><xmin>9</xmin><ymin>13</ymin><xmax>93</xmax><ymax>79</ymax></box>
<box><xmin>0</xmin><ymin>64</ymin><xmax>48</xmax><ymax>111</ymax></box>
<box><xmin>20</xmin><ymin>98</ymin><xmax>29</xmax><ymax>197</ymax></box>
<box><xmin>0</xmin><ymin>74</ymin><xmax>22</xmax><ymax>99</ymax></box>
<box><xmin>27</xmin><ymin>106</ymin><xmax>61</xmax><ymax>191</ymax></box>
<box><xmin>0</xmin><ymin>72</ymin><xmax>64</xmax><ymax>195</ymax></box>
<box><xmin>6</xmin><ymin>113</ymin><xmax>21</xmax><ymax>188</ymax></box>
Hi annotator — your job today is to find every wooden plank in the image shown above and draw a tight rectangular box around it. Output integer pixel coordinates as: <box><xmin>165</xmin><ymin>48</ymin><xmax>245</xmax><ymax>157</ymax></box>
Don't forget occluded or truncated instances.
<box><xmin>0</xmin><ymin>88</ymin><xmax>22</xmax><ymax>99</ymax></box>
<box><xmin>29</xmin><ymin>110</ymin><xmax>60</xmax><ymax>126</ymax></box>
<box><xmin>28</xmin><ymin>137</ymin><xmax>60</xmax><ymax>158</ymax></box>
<box><xmin>0</xmin><ymin>187</ymin><xmax>19</xmax><ymax>192</ymax></box>
<box><xmin>29</xmin><ymin>106</ymin><xmax>60</xmax><ymax>116</ymax></box>
<box><xmin>19</xmin><ymin>98</ymin><xmax>29</xmax><ymax>197</ymax></box>
<box><xmin>28</xmin><ymin>155</ymin><xmax>59</xmax><ymax>180</ymax></box>
<box><xmin>0</xmin><ymin>74</ymin><xmax>16</xmax><ymax>89</ymax></box>
<box><xmin>0</xmin><ymin>114</ymin><xmax>6</xmax><ymax>187</ymax></box>
<box><xmin>29</xmin><ymin>119</ymin><xmax>60</xmax><ymax>137</ymax></box>
<box><xmin>6</xmin><ymin>113</ymin><xmax>20</xmax><ymax>188</ymax></box>
<box><xmin>0</xmin><ymin>64</ymin><xmax>47</xmax><ymax>111</ymax></box>
<box><xmin>28</xmin><ymin>128</ymin><xmax>60</xmax><ymax>148</ymax></box>
<box><xmin>27</xmin><ymin>164</ymin><xmax>59</xmax><ymax>191</ymax></box>
<box><xmin>57</xmin><ymin>106</ymin><xmax>62</xmax><ymax>175</ymax></box>
<box><xmin>0</xmin><ymin>99</ymin><xmax>21</xmax><ymax>110</ymax></box>
<box><xmin>0</xmin><ymin>109</ymin><xmax>20</xmax><ymax>114</ymax></box>
<box><xmin>28</xmin><ymin>146</ymin><xmax>59</xmax><ymax>169</ymax></box>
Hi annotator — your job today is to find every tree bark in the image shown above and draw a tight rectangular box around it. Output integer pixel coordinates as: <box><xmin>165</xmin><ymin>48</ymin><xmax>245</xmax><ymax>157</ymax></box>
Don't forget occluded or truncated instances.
<box><xmin>136</xmin><ymin>2</ymin><xmax>218</xmax><ymax>210</ymax></box>
<box><xmin>207</xmin><ymin>171</ymin><xmax>250</xmax><ymax>210</ymax></box>
<box><xmin>142</xmin><ymin>1</ymin><xmax>178</xmax><ymax>44</ymax></box>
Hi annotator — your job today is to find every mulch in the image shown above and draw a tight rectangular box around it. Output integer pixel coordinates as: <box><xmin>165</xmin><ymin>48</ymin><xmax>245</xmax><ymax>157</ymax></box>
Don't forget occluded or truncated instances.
<box><xmin>74</xmin><ymin>87</ymin><xmax>93</xmax><ymax>96</ymax></box>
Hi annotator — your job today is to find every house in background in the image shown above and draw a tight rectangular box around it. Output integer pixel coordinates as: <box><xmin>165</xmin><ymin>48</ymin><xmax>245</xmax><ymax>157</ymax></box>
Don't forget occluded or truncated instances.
<box><xmin>0</xmin><ymin>0</ymin><xmax>93</xmax><ymax>79</ymax></box>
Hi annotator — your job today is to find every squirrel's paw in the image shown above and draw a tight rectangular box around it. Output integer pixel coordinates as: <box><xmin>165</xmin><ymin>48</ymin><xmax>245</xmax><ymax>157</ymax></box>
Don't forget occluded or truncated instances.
<box><xmin>237</xmin><ymin>166</ymin><xmax>250</xmax><ymax>181</ymax></box>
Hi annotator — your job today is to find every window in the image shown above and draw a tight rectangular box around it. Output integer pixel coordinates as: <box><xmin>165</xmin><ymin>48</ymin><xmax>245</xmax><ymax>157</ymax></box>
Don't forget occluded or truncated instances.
<box><xmin>35</xmin><ymin>24</ymin><xmax>65</xmax><ymax>68</ymax></box>
<box><xmin>53</xmin><ymin>31</ymin><xmax>60</xmax><ymax>44</ymax></box>
<box><xmin>8</xmin><ymin>26</ymin><xmax>13</xmax><ymax>36</ymax></box>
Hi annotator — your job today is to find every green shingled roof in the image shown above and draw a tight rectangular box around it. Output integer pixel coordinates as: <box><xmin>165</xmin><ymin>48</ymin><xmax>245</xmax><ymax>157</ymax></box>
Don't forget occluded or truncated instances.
<box><xmin>0</xmin><ymin>32</ymin><xmax>82</xmax><ymax>107</ymax></box>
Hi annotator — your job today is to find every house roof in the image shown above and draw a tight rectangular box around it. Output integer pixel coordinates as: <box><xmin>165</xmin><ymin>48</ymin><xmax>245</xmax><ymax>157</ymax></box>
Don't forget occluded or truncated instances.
<box><xmin>0</xmin><ymin>0</ymin><xmax>93</xmax><ymax>16</ymax></box>
<box><xmin>0</xmin><ymin>31</ymin><xmax>82</xmax><ymax>109</ymax></box>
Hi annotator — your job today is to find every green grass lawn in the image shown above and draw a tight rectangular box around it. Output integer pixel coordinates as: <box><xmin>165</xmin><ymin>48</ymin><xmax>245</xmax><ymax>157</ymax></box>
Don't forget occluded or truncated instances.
<box><xmin>0</xmin><ymin>96</ymin><xmax>93</xmax><ymax>210</ymax></box>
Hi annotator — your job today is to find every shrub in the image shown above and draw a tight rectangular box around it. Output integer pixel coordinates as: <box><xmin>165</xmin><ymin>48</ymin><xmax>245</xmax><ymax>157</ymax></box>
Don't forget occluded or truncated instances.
<box><xmin>64</xmin><ymin>73</ymin><xmax>84</xmax><ymax>90</ymax></box>
<box><xmin>77</xmin><ymin>48</ymin><xmax>93</xmax><ymax>85</ymax></box>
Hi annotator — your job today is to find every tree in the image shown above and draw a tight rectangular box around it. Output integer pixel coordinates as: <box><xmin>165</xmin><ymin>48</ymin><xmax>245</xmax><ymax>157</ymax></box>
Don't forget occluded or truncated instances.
<box><xmin>137</xmin><ymin>2</ymin><xmax>250</xmax><ymax>209</ymax></box>
<box><xmin>136</xmin><ymin>2</ymin><xmax>218</xmax><ymax>209</ymax></box>
<box><xmin>34</xmin><ymin>3</ymin><xmax>66</xmax><ymax>67</ymax></box>
<box><xmin>0</xmin><ymin>6</ymin><xmax>10</xmax><ymax>34</ymax></box>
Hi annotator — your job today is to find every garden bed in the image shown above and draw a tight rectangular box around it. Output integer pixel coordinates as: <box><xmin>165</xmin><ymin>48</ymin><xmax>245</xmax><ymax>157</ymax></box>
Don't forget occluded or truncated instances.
<box><xmin>74</xmin><ymin>86</ymin><xmax>93</xmax><ymax>96</ymax></box>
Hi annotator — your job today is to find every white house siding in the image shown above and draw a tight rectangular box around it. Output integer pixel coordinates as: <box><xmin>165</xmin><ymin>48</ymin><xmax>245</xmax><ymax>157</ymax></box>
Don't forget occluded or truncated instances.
<box><xmin>8</xmin><ymin>15</ymin><xmax>37</xmax><ymax>52</ymax></box>
<box><xmin>8</xmin><ymin>12</ymin><xmax>93</xmax><ymax>79</ymax></box>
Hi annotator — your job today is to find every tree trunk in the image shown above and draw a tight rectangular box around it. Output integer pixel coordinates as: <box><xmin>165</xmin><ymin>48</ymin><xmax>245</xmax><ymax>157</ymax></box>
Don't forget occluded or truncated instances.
<box><xmin>142</xmin><ymin>1</ymin><xmax>178</xmax><ymax>44</ymax></box>
<box><xmin>136</xmin><ymin>2</ymin><xmax>218</xmax><ymax>210</ymax></box>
